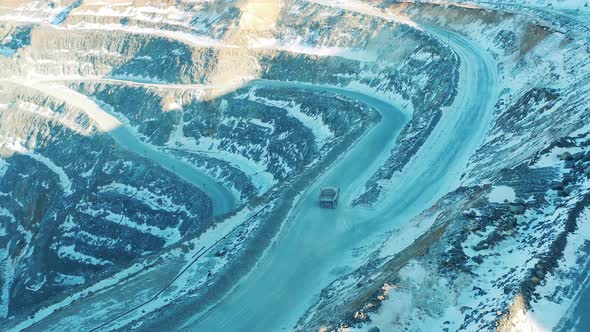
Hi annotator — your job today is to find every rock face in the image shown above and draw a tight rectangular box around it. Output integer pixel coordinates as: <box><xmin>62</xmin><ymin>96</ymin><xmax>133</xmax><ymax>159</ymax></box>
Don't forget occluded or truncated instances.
<box><xmin>0</xmin><ymin>24</ymin><xmax>32</xmax><ymax>56</ymax></box>
<box><xmin>0</xmin><ymin>84</ymin><xmax>213</xmax><ymax>316</ymax></box>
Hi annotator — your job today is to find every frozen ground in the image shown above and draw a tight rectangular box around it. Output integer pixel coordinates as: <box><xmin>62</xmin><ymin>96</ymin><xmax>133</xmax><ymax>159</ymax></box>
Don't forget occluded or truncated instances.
<box><xmin>0</xmin><ymin>1</ymin><xmax>588</xmax><ymax>331</ymax></box>
<box><xmin>1</xmin><ymin>1</ymin><xmax>495</xmax><ymax>330</ymax></box>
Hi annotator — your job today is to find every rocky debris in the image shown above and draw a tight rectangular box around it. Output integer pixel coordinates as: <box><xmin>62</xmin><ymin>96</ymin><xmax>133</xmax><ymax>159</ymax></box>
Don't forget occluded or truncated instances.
<box><xmin>463</xmin><ymin>210</ymin><xmax>478</xmax><ymax>218</ymax></box>
<box><xmin>442</xmin><ymin>240</ymin><xmax>471</xmax><ymax>272</ymax></box>
<box><xmin>494</xmin><ymin>30</ymin><xmax>519</xmax><ymax>55</ymax></box>
<box><xmin>508</xmin><ymin>200</ymin><xmax>526</xmax><ymax>215</ymax></box>
<box><xmin>561</xmin><ymin>151</ymin><xmax>573</xmax><ymax>161</ymax></box>
<box><xmin>520</xmin><ymin>192</ymin><xmax>590</xmax><ymax>306</ymax></box>
<box><xmin>472</xmin><ymin>255</ymin><xmax>484</xmax><ymax>264</ymax></box>
<box><xmin>474</xmin><ymin>230</ymin><xmax>504</xmax><ymax>251</ymax></box>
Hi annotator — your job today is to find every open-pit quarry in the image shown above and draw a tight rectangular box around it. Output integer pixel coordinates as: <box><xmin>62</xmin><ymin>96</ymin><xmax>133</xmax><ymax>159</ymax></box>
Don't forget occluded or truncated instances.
<box><xmin>0</xmin><ymin>1</ymin><xmax>589</xmax><ymax>331</ymax></box>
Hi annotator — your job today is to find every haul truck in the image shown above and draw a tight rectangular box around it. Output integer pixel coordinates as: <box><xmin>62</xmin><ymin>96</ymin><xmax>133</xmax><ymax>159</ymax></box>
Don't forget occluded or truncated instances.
<box><xmin>319</xmin><ymin>187</ymin><xmax>339</xmax><ymax>209</ymax></box>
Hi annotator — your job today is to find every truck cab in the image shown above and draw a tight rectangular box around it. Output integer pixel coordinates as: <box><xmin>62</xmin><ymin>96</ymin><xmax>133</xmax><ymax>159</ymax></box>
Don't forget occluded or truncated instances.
<box><xmin>319</xmin><ymin>187</ymin><xmax>340</xmax><ymax>209</ymax></box>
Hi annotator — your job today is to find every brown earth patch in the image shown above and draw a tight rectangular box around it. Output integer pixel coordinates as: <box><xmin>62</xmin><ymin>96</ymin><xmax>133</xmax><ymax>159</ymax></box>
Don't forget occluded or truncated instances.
<box><xmin>519</xmin><ymin>24</ymin><xmax>552</xmax><ymax>55</ymax></box>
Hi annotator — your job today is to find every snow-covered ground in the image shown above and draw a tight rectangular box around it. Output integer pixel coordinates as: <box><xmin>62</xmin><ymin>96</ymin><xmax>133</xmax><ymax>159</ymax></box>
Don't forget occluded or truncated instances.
<box><xmin>488</xmin><ymin>185</ymin><xmax>516</xmax><ymax>203</ymax></box>
<box><xmin>185</xmin><ymin>12</ymin><xmax>498</xmax><ymax>329</ymax></box>
<box><xmin>236</xmin><ymin>87</ymin><xmax>335</xmax><ymax>148</ymax></box>
<box><xmin>1</xmin><ymin>1</ymin><xmax>588</xmax><ymax>331</ymax></box>
<box><xmin>2</xmin><ymin>1</ymin><xmax>492</xmax><ymax>330</ymax></box>
<box><xmin>0</xmin><ymin>0</ymin><xmax>76</xmax><ymax>24</ymax></box>
<box><xmin>528</xmin><ymin>207</ymin><xmax>590</xmax><ymax>330</ymax></box>
<box><xmin>0</xmin><ymin>207</ymin><xmax>16</xmax><ymax>318</ymax></box>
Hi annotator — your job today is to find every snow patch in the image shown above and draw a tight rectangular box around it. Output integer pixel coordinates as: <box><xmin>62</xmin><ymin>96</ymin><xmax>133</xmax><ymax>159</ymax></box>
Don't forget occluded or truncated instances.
<box><xmin>239</xmin><ymin>88</ymin><xmax>334</xmax><ymax>148</ymax></box>
<box><xmin>79</xmin><ymin>206</ymin><xmax>182</xmax><ymax>247</ymax></box>
<box><xmin>248</xmin><ymin>118</ymin><xmax>275</xmax><ymax>133</ymax></box>
<box><xmin>98</xmin><ymin>182</ymin><xmax>192</xmax><ymax>216</ymax></box>
<box><xmin>56</xmin><ymin>244</ymin><xmax>112</xmax><ymax>266</ymax></box>
<box><xmin>0</xmin><ymin>158</ymin><xmax>8</xmax><ymax>179</ymax></box>
<box><xmin>54</xmin><ymin>273</ymin><xmax>86</xmax><ymax>286</ymax></box>
<box><xmin>487</xmin><ymin>185</ymin><xmax>516</xmax><ymax>203</ymax></box>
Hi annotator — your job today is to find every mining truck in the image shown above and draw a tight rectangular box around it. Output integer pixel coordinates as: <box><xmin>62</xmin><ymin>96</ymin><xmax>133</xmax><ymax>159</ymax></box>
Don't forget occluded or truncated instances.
<box><xmin>319</xmin><ymin>187</ymin><xmax>340</xmax><ymax>209</ymax></box>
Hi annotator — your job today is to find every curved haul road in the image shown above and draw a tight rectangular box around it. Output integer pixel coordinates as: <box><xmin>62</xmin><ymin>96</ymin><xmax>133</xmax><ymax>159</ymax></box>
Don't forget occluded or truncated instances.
<box><xmin>3</xmin><ymin>5</ymin><xmax>497</xmax><ymax>331</ymax></box>
<box><xmin>183</xmin><ymin>17</ymin><xmax>498</xmax><ymax>332</ymax></box>
<box><xmin>3</xmin><ymin>79</ymin><xmax>408</xmax><ymax>332</ymax></box>
<box><xmin>14</xmin><ymin>81</ymin><xmax>236</xmax><ymax>216</ymax></box>
<box><xmin>177</xmin><ymin>82</ymin><xmax>407</xmax><ymax>331</ymax></box>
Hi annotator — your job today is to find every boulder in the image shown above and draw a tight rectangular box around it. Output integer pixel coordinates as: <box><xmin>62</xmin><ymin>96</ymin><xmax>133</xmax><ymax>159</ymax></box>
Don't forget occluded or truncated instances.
<box><xmin>474</xmin><ymin>241</ymin><xmax>489</xmax><ymax>251</ymax></box>
<box><xmin>460</xmin><ymin>306</ymin><xmax>472</xmax><ymax>313</ymax></box>
<box><xmin>488</xmin><ymin>230</ymin><xmax>503</xmax><ymax>243</ymax></box>
<box><xmin>509</xmin><ymin>204</ymin><xmax>526</xmax><ymax>215</ymax></box>
<box><xmin>551</xmin><ymin>183</ymin><xmax>564</xmax><ymax>191</ymax></box>
<box><xmin>463</xmin><ymin>210</ymin><xmax>477</xmax><ymax>219</ymax></box>
<box><xmin>561</xmin><ymin>152</ymin><xmax>573</xmax><ymax>161</ymax></box>
<box><xmin>354</xmin><ymin>311</ymin><xmax>367</xmax><ymax>321</ymax></box>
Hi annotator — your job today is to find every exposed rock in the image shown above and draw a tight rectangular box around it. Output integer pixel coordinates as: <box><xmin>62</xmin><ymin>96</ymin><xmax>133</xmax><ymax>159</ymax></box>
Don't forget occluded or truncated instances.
<box><xmin>561</xmin><ymin>151</ymin><xmax>573</xmax><ymax>161</ymax></box>
<box><xmin>509</xmin><ymin>204</ymin><xmax>526</xmax><ymax>215</ymax></box>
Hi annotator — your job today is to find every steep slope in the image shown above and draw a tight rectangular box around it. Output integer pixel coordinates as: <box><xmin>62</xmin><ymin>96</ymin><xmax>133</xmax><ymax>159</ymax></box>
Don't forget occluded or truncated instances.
<box><xmin>0</xmin><ymin>82</ymin><xmax>213</xmax><ymax>319</ymax></box>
